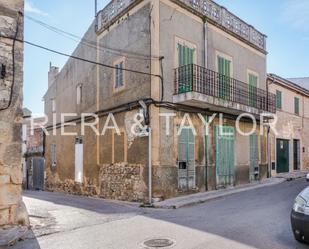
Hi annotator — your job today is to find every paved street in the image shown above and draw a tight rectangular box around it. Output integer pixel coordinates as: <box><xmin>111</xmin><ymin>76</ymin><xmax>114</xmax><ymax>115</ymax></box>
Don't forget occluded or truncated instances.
<box><xmin>12</xmin><ymin>178</ymin><xmax>309</xmax><ymax>249</ymax></box>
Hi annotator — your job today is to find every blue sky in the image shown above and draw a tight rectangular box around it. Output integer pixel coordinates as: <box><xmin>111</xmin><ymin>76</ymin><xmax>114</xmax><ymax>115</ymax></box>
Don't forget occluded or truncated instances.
<box><xmin>24</xmin><ymin>0</ymin><xmax>309</xmax><ymax>114</ymax></box>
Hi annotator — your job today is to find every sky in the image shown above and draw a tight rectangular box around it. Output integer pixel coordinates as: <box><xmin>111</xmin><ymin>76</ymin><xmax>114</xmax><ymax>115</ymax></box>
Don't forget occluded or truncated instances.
<box><xmin>24</xmin><ymin>0</ymin><xmax>309</xmax><ymax>114</ymax></box>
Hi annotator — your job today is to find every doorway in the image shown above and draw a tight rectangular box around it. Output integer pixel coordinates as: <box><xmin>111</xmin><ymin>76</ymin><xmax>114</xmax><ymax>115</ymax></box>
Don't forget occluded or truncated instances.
<box><xmin>178</xmin><ymin>127</ymin><xmax>196</xmax><ymax>190</ymax></box>
<box><xmin>75</xmin><ymin>137</ymin><xmax>84</xmax><ymax>183</ymax></box>
<box><xmin>216</xmin><ymin>125</ymin><xmax>235</xmax><ymax>187</ymax></box>
<box><xmin>276</xmin><ymin>139</ymin><xmax>289</xmax><ymax>173</ymax></box>
<box><xmin>293</xmin><ymin>139</ymin><xmax>300</xmax><ymax>171</ymax></box>
<box><xmin>32</xmin><ymin>157</ymin><xmax>45</xmax><ymax>190</ymax></box>
<box><xmin>250</xmin><ymin>134</ymin><xmax>259</xmax><ymax>181</ymax></box>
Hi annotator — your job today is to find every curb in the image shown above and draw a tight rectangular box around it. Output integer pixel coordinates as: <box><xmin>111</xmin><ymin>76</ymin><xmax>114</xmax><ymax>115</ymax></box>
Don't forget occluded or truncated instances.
<box><xmin>152</xmin><ymin>178</ymin><xmax>288</xmax><ymax>209</ymax></box>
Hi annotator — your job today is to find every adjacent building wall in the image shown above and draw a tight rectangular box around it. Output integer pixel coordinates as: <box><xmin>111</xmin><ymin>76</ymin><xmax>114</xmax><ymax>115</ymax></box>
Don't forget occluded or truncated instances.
<box><xmin>268</xmin><ymin>76</ymin><xmax>309</xmax><ymax>174</ymax></box>
<box><xmin>44</xmin><ymin>2</ymin><xmax>152</xmax><ymax>201</ymax></box>
<box><xmin>0</xmin><ymin>0</ymin><xmax>29</xmax><ymax>227</ymax></box>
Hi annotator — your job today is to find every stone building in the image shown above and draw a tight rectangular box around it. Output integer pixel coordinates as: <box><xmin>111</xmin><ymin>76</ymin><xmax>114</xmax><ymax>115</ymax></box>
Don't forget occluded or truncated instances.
<box><xmin>0</xmin><ymin>0</ymin><xmax>29</xmax><ymax>227</ymax></box>
<box><xmin>44</xmin><ymin>0</ymin><xmax>276</xmax><ymax>202</ymax></box>
<box><xmin>268</xmin><ymin>74</ymin><xmax>309</xmax><ymax>175</ymax></box>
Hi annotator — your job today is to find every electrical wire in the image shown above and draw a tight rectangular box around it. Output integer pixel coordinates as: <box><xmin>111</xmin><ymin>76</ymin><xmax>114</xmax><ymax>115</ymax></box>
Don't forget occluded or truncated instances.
<box><xmin>2</xmin><ymin>34</ymin><xmax>165</xmax><ymax>101</ymax></box>
<box><xmin>0</xmin><ymin>12</ymin><xmax>22</xmax><ymax>111</ymax></box>
<box><xmin>25</xmin><ymin>15</ymin><xmax>161</xmax><ymax>61</ymax></box>
<box><xmin>0</xmin><ymin>34</ymin><xmax>164</xmax><ymax>100</ymax></box>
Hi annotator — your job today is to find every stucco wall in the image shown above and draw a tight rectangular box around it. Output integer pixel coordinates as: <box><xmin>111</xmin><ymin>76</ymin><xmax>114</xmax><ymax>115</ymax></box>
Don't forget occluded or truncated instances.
<box><xmin>159</xmin><ymin>1</ymin><xmax>267</xmax><ymax>103</ymax></box>
<box><xmin>97</xmin><ymin>3</ymin><xmax>151</xmax><ymax>110</ymax></box>
<box><xmin>269</xmin><ymin>81</ymin><xmax>309</xmax><ymax>173</ymax></box>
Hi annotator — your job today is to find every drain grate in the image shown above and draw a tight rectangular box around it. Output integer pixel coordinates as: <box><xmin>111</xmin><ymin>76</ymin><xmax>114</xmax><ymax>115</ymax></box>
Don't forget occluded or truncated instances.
<box><xmin>142</xmin><ymin>238</ymin><xmax>175</xmax><ymax>248</ymax></box>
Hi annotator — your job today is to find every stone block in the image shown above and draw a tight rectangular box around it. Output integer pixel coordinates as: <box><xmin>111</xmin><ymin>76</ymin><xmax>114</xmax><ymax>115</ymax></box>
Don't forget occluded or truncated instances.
<box><xmin>0</xmin><ymin>184</ymin><xmax>21</xmax><ymax>206</ymax></box>
<box><xmin>3</xmin><ymin>143</ymin><xmax>22</xmax><ymax>167</ymax></box>
<box><xmin>9</xmin><ymin>168</ymin><xmax>22</xmax><ymax>185</ymax></box>
<box><xmin>0</xmin><ymin>175</ymin><xmax>10</xmax><ymax>185</ymax></box>
<box><xmin>0</xmin><ymin>208</ymin><xmax>9</xmax><ymax>226</ymax></box>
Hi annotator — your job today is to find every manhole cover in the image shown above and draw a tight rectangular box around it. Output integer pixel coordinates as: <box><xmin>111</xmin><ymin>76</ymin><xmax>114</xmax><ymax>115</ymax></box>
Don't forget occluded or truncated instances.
<box><xmin>142</xmin><ymin>238</ymin><xmax>175</xmax><ymax>248</ymax></box>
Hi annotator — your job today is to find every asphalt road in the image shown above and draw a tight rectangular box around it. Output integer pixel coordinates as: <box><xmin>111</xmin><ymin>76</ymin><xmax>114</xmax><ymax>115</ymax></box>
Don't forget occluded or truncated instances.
<box><xmin>12</xmin><ymin>178</ymin><xmax>309</xmax><ymax>249</ymax></box>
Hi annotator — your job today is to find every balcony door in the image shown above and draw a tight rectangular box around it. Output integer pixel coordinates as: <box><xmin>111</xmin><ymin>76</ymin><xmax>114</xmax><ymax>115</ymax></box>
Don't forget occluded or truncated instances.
<box><xmin>217</xmin><ymin>56</ymin><xmax>231</xmax><ymax>100</ymax></box>
<box><xmin>248</xmin><ymin>73</ymin><xmax>258</xmax><ymax>108</ymax></box>
<box><xmin>177</xmin><ymin>43</ymin><xmax>195</xmax><ymax>93</ymax></box>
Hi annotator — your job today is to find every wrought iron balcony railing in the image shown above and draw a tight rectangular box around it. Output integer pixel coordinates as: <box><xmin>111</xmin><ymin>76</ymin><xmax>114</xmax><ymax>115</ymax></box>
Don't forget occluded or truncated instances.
<box><xmin>174</xmin><ymin>64</ymin><xmax>276</xmax><ymax>113</ymax></box>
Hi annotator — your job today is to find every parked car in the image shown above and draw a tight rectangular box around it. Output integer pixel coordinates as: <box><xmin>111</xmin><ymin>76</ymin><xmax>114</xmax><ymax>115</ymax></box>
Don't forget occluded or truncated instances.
<box><xmin>306</xmin><ymin>173</ymin><xmax>309</xmax><ymax>182</ymax></box>
<box><xmin>291</xmin><ymin>186</ymin><xmax>309</xmax><ymax>243</ymax></box>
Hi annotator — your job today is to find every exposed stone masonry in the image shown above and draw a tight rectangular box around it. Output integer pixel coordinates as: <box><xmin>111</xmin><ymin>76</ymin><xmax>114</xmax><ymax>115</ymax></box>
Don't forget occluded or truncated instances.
<box><xmin>0</xmin><ymin>1</ymin><xmax>29</xmax><ymax>228</ymax></box>
<box><xmin>99</xmin><ymin>163</ymin><xmax>147</xmax><ymax>202</ymax></box>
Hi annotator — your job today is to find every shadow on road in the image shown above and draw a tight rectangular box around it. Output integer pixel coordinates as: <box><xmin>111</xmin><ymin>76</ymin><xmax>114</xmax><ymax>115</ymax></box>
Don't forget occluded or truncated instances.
<box><xmin>23</xmin><ymin>190</ymin><xmax>140</xmax><ymax>215</ymax></box>
<box><xmin>21</xmin><ymin>179</ymin><xmax>309</xmax><ymax>249</ymax></box>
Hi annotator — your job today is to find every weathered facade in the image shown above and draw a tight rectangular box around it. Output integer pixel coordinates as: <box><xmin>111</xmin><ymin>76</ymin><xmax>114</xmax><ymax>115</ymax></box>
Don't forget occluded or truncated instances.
<box><xmin>44</xmin><ymin>0</ymin><xmax>275</xmax><ymax>202</ymax></box>
<box><xmin>268</xmin><ymin>74</ymin><xmax>309</xmax><ymax>175</ymax></box>
<box><xmin>0</xmin><ymin>0</ymin><xmax>29</xmax><ymax>227</ymax></box>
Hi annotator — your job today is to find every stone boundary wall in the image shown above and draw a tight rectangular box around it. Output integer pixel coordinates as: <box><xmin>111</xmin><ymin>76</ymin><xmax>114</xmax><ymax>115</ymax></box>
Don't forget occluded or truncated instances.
<box><xmin>99</xmin><ymin>163</ymin><xmax>147</xmax><ymax>202</ymax></box>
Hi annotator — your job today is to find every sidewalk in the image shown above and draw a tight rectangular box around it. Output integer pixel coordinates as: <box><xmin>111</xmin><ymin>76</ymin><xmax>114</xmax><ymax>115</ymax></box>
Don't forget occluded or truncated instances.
<box><xmin>152</xmin><ymin>174</ymin><xmax>306</xmax><ymax>209</ymax></box>
<box><xmin>276</xmin><ymin>171</ymin><xmax>308</xmax><ymax>180</ymax></box>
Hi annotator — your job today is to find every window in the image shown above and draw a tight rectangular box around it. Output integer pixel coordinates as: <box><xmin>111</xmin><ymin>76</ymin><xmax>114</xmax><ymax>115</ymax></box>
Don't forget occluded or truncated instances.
<box><xmin>114</xmin><ymin>59</ymin><xmax>125</xmax><ymax>91</ymax></box>
<box><xmin>178</xmin><ymin>43</ymin><xmax>195</xmax><ymax>67</ymax></box>
<box><xmin>177</xmin><ymin>43</ymin><xmax>195</xmax><ymax>93</ymax></box>
<box><xmin>276</xmin><ymin>90</ymin><xmax>282</xmax><ymax>109</ymax></box>
<box><xmin>175</xmin><ymin>37</ymin><xmax>197</xmax><ymax>94</ymax></box>
<box><xmin>52</xmin><ymin>99</ymin><xmax>56</xmax><ymax>113</ymax></box>
<box><xmin>248</xmin><ymin>72</ymin><xmax>258</xmax><ymax>108</ymax></box>
<box><xmin>294</xmin><ymin>97</ymin><xmax>300</xmax><ymax>115</ymax></box>
<box><xmin>51</xmin><ymin>144</ymin><xmax>56</xmax><ymax>167</ymax></box>
<box><xmin>76</xmin><ymin>85</ymin><xmax>82</xmax><ymax>105</ymax></box>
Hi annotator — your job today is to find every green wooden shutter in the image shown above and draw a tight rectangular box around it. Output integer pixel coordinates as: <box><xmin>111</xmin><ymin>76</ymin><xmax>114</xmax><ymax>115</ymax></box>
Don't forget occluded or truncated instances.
<box><xmin>249</xmin><ymin>74</ymin><xmax>258</xmax><ymax>108</ymax></box>
<box><xmin>218</xmin><ymin>57</ymin><xmax>224</xmax><ymax>98</ymax></box>
<box><xmin>178</xmin><ymin>43</ymin><xmax>194</xmax><ymax>93</ymax></box>
<box><xmin>218</xmin><ymin>56</ymin><xmax>231</xmax><ymax>99</ymax></box>
<box><xmin>178</xmin><ymin>127</ymin><xmax>196</xmax><ymax>190</ymax></box>
<box><xmin>215</xmin><ymin>126</ymin><xmax>235</xmax><ymax>186</ymax></box>
<box><xmin>276</xmin><ymin>90</ymin><xmax>282</xmax><ymax>109</ymax></box>
<box><xmin>250</xmin><ymin>134</ymin><xmax>258</xmax><ymax>181</ymax></box>
<box><xmin>294</xmin><ymin>97</ymin><xmax>300</xmax><ymax>115</ymax></box>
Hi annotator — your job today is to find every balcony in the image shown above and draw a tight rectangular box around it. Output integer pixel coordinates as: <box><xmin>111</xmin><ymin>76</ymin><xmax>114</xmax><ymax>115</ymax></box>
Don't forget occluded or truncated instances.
<box><xmin>173</xmin><ymin>64</ymin><xmax>276</xmax><ymax>116</ymax></box>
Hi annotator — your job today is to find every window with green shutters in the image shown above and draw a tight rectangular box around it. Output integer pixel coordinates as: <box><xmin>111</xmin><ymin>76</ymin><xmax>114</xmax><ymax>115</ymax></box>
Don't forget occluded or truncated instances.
<box><xmin>178</xmin><ymin>43</ymin><xmax>195</xmax><ymax>93</ymax></box>
<box><xmin>294</xmin><ymin>97</ymin><xmax>300</xmax><ymax>115</ymax></box>
<box><xmin>217</xmin><ymin>56</ymin><xmax>231</xmax><ymax>100</ymax></box>
<box><xmin>276</xmin><ymin>90</ymin><xmax>282</xmax><ymax>109</ymax></box>
<box><xmin>248</xmin><ymin>73</ymin><xmax>258</xmax><ymax>108</ymax></box>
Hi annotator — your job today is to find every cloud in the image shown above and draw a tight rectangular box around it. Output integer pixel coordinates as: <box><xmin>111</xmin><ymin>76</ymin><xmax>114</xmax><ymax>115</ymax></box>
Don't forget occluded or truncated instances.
<box><xmin>25</xmin><ymin>1</ymin><xmax>48</xmax><ymax>16</ymax></box>
<box><xmin>280</xmin><ymin>0</ymin><xmax>309</xmax><ymax>30</ymax></box>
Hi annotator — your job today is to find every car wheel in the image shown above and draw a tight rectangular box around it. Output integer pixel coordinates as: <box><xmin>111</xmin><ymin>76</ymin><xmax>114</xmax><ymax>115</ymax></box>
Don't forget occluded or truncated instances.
<box><xmin>294</xmin><ymin>231</ymin><xmax>304</xmax><ymax>243</ymax></box>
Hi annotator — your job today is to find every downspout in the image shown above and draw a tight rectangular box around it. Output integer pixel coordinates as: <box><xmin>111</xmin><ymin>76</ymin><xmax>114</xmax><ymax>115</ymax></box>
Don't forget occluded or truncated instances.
<box><xmin>203</xmin><ymin>17</ymin><xmax>208</xmax><ymax>190</ymax></box>
<box><xmin>204</xmin><ymin>114</ymin><xmax>208</xmax><ymax>191</ymax></box>
<box><xmin>267</xmin><ymin>126</ymin><xmax>271</xmax><ymax>178</ymax></box>
<box><xmin>267</xmin><ymin>76</ymin><xmax>275</xmax><ymax>178</ymax></box>
<box><xmin>202</xmin><ymin>16</ymin><xmax>208</xmax><ymax>68</ymax></box>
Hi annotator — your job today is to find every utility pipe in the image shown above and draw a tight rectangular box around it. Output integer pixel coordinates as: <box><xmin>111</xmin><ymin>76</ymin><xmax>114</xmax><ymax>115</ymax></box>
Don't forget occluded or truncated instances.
<box><xmin>202</xmin><ymin>16</ymin><xmax>208</xmax><ymax>68</ymax></box>
<box><xmin>204</xmin><ymin>114</ymin><xmax>208</xmax><ymax>191</ymax></box>
<box><xmin>148</xmin><ymin>127</ymin><xmax>152</xmax><ymax>204</ymax></box>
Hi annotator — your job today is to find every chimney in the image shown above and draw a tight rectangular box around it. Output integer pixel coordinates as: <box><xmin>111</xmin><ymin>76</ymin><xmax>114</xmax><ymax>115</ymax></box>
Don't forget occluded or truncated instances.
<box><xmin>48</xmin><ymin>62</ymin><xmax>59</xmax><ymax>87</ymax></box>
